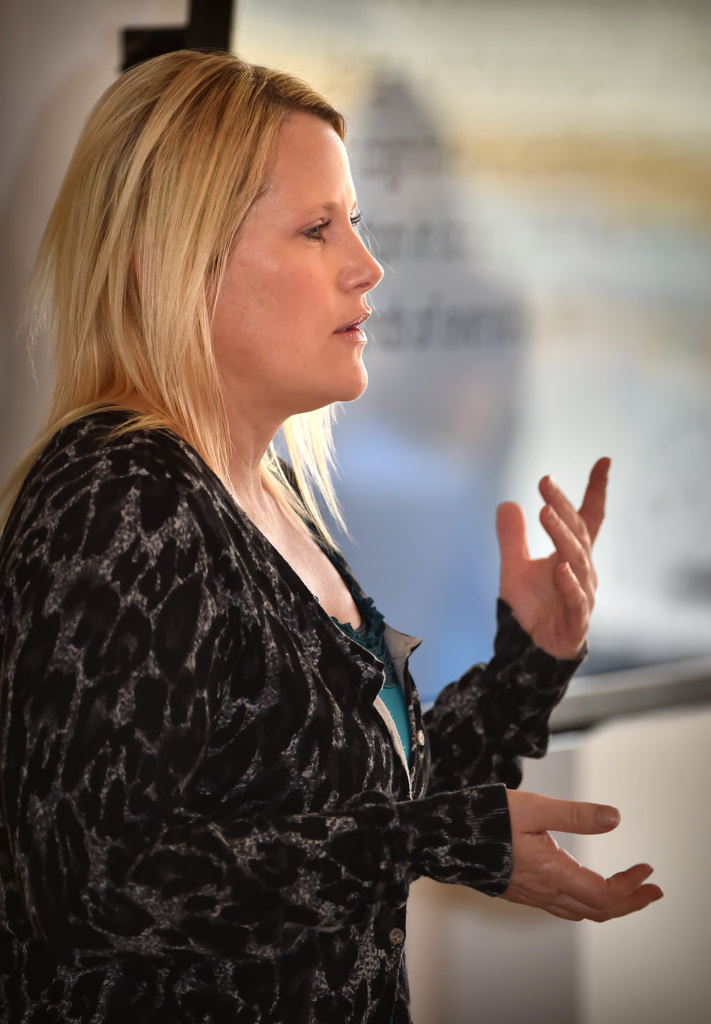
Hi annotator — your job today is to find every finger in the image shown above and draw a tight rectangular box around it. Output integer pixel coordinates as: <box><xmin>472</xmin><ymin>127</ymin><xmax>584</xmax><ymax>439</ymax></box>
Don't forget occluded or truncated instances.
<box><xmin>578</xmin><ymin>457</ymin><xmax>611</xmax><ymax>545</ymax></box>
<box><xmin>554</xmin><ymin>882</ymin><xmax>663</xmax><ymax>923</ymax></box>
<box><xmin>606</xmin><ymin>862</ymin><xmax>656</xmax><ymax>890</ymax></box>
<box><xmin>599</xmin><ymin>881</ymin><xmax>665</xmax><ymax>920</ymax></box>
<box><xmin>532</xmin><ymin>856</ymin><xmax>653</xmax><ymax>922</ymax></box>
<box><xmin>554</xmin><ymin>562</ymin><xmax>590</xmax><ymax>647</ymax></box>
<box><xmin>539</xmin><ymin>475</ymin><xmax>591</xmax><ymax>550</ymax></box>
<box><xmin>560</xmin><ymin>861</ymin><xmax>654</xmax><ymax>912</ymax></box>
<box><xmin>558</xmin><ymin>869</ymin><xmax>664</xmax><ymax>922</ymax></box>
<box><xmin>503</xmin><ymin>852</ymin><xmax>662</xmax><ymax>921</ymax></box>
<box><xmin>511</xmin><ymin>792</ymin><xmax>621</xmax><ymax>835</ymax></box>
<box><xmin>496</xmin><ymin>502</ymin><xmax>530</xmax><ymax>569</ymax></box>
<box><xmin>540</xmin><ymin>506</ymin><xmax>594</xmax><ymax>597</ymax></box>
<box><xmin>603</xmin><ymin>863</ymin><xmax>664</xmax><ymax>913</ymax></box>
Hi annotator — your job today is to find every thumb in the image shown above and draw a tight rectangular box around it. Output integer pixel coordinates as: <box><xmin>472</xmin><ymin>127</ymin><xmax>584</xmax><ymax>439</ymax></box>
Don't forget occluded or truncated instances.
<box><xmin>496</xmin><ymin>502</ymin><xmax>530</xmax><ymax>570</ymax></box>
<box><xmin>508</xmin><ymin>791</ymin><xmax>621</xmax><ymax>835</ymax></box>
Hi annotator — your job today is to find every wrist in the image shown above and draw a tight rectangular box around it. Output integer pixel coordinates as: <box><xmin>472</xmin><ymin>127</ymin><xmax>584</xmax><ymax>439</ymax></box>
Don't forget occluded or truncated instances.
<box><xmin>399</xmin><ymin>785</ymin><xmax>513</xmax><ymax>896</ymax></box>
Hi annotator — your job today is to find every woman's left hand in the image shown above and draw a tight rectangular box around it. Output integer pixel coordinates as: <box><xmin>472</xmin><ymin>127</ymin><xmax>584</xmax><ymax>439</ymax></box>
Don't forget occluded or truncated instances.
<box><xmin>496</xmin><ymin>457</ymin><xmax>610</xmax><ymax>660</ymax></box>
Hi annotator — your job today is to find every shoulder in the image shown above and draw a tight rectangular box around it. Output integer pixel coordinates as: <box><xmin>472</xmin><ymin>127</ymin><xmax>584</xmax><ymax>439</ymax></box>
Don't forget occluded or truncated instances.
<box><xmin>1</xmin><ymin>412</ymin><xmax>236</xmax><ymax>579</ymax></box>
<box><xmin>22</xmin><ymin>411</ymin><xmax>212</xmax><ymax>504</ymax></box>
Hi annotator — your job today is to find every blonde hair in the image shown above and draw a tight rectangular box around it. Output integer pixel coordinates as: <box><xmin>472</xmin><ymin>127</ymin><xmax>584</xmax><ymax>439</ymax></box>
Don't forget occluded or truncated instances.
<box><xmin>1</xmin><ymin>50</ymin><xmax>348</xmax><ymax>541</ymax></box>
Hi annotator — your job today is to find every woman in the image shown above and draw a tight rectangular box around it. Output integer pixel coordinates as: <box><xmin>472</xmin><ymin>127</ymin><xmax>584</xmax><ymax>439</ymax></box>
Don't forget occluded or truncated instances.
<box><xmin>0</xmin><ymin>51</ymin><xmax>661</xmax><ymax>1023</ymax></box>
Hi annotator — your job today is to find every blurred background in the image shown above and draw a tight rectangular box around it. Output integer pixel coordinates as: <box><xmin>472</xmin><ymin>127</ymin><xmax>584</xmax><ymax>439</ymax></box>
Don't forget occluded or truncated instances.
<box><xmin>1</xmin><ymin>1</ymin><xmax>709</xmax><ymax>1021</ymax></box>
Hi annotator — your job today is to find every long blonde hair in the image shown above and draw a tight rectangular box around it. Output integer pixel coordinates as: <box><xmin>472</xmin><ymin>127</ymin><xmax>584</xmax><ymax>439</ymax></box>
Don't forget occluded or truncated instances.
<box><xmin>1</xmin><ymin>50</ymin><xmax>348</xmax><ymax>541</ymax></box>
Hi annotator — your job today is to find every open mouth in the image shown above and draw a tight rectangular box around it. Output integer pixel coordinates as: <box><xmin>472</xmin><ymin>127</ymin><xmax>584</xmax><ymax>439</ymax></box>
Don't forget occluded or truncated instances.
<box><xmin>334</xmin><ymin>310</ymin><xmax>371</xmax><ymax>334</ymax></box>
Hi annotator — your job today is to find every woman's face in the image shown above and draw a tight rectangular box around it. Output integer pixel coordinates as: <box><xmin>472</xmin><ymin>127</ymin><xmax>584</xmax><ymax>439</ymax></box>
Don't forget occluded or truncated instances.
<box><xmin>211</xmin><ymin>112</ymin><xmax>384</xmax><ymax>432</ymax></box>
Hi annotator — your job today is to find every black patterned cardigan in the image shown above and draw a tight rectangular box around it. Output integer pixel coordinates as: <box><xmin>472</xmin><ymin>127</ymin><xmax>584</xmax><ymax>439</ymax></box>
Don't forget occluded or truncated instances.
<box><xmin>0</xmin><ymin>412</ymin><xmax>582</xmax><ymax>1023</ymax></box>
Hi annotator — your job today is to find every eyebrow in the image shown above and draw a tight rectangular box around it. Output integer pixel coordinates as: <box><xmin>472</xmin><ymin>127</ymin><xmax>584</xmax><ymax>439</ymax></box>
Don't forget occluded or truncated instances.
<box><xmin>297</xmin><ymin>200</ymin><xmax>360</xmax><ymax>218</ymax></box>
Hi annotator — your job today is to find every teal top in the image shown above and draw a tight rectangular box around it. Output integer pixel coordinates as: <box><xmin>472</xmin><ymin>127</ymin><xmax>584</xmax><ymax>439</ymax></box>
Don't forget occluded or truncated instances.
<box><xmin>331</xmin><ymin>594</ymin><xmax>412</xmax><ymax>768</ymax></box>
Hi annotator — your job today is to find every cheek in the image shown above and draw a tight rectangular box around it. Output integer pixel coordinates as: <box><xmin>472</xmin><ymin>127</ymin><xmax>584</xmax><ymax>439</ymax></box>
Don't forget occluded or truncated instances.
<box><xmin>211</xmin><ymin>249</ymin><xmax>327</xmax><ymax>373</ymax></box>
<box><xmin>250</xmin><ymin>276</ymin><xmax>322</xmax><ymax>345</ymax></box>
<box><xmin>212</xmin><ymin>272</ymin><xmax>269</xmax><ymax>356</ymax></box>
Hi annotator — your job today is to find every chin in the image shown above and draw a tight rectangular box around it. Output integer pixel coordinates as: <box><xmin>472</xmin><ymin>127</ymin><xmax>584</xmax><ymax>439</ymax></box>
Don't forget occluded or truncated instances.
<box><xmin>295</xmin><ymin>360</ymin><xmax>368</xmax><ymax>412</ymax></box>
<box><xmin>321</xmin><ymin>362</ymin><xmax>368</xmax><ymax>406</ymax></box>
<box><xmin>339</xmin><ymin>365</ymin><xmax>369</xmax><ymax>403</ymax></box>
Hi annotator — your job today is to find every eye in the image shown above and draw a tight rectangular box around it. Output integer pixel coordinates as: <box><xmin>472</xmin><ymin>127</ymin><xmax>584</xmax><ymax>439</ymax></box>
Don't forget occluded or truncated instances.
<box><xmin>303</xmin><ymin>220</ymin><xmax>331</xmax><ymax>241</ymax></box>
<box><xmin>350</xmin><ymin>210</ymin><xmax>362</xmax><ymax>231</ymax></box>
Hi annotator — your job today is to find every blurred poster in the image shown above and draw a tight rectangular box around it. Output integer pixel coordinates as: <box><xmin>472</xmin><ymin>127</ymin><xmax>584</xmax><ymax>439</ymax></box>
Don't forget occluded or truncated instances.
<box><xmin>234</xmin><ymin>0</ymin><xmax>711</xmax><ymax>699</ymax></box>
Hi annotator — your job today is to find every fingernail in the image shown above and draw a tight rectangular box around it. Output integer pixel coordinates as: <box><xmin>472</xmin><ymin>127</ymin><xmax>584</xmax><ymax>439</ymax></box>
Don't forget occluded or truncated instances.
<box><xmin>597</xmin><ymin>807</ymin><xmax>620</xmax><ymax>829</ymax></box>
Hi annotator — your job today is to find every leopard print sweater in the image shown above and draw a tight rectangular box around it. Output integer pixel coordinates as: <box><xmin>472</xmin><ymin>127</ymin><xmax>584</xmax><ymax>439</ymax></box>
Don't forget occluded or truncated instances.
<box><xmin>0</xmin><ymin>412</ymin><xmax>582</xmax><ymax>1023</ymax></box>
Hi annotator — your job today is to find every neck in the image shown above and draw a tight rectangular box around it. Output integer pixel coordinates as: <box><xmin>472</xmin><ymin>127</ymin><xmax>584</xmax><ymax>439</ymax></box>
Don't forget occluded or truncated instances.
<box><xmin>222</xmin><ymin>397</ymin><xmax>285</xmax><ymax>524</ymax></box>
<box><xmin>114</xmin><ymin>386</ymin><xmax>288</xmax><ymax>526</ymax></box>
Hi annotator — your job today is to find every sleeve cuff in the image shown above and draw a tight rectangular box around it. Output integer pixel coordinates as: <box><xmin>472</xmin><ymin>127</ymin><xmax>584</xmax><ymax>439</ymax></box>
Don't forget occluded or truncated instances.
<box><xmin>398</xmin><ymin>783</ymin><xmax>513</xmax><ymax>897</ymax></box>
<box><xmin>494</xmin><ymin>598</ymin><xmax>586</xmax><ymax>702</ymax></box>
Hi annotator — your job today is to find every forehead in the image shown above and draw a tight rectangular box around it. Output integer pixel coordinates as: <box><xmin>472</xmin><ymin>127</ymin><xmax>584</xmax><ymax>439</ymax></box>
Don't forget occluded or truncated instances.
<box><xmin>264</xmin><ymin>112</ymin><xmax>356</xmax><ymax>209</ymax></box>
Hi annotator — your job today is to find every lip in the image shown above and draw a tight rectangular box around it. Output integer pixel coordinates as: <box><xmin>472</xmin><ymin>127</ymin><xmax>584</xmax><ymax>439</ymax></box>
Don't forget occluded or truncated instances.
<box><xmin>334</xmin><ymin>308</ymin><xmax>371</xmax><ymax>334</ymax></box>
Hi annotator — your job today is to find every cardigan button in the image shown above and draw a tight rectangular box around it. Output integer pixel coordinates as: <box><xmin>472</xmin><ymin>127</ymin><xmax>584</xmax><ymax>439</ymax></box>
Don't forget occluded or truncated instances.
<box><xmin>416</xmin><ymin>729</ymin><xmax>425</xmax><ymax>747</ymax></box>
<box><xmin>389</xmin><ymin>927</ymin><xmax>405</xmax><ymax>946</ymax></box>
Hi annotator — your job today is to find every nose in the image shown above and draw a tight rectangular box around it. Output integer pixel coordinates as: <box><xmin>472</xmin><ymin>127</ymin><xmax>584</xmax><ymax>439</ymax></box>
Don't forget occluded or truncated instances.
<box><xmin>344</xmin><ymin>231</ymin><xmax>384</xmax><ymax>293</ymax></box>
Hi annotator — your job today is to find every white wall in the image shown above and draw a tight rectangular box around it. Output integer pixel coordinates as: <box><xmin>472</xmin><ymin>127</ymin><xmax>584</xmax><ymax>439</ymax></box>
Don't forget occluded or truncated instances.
<box><xmin>576</xmin><ymin>705</ymin><xmax>711</xmax><ymax>1024</ymax></box>
<box><xmin>406</xmin><ymin>706</ymin><xmax>711</xmax><ymax>1024</ymax></box>
<box><xmin>0</xmin><ymin>0</ymin><xmax>187</xmax><ymax>481</ymax></box>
